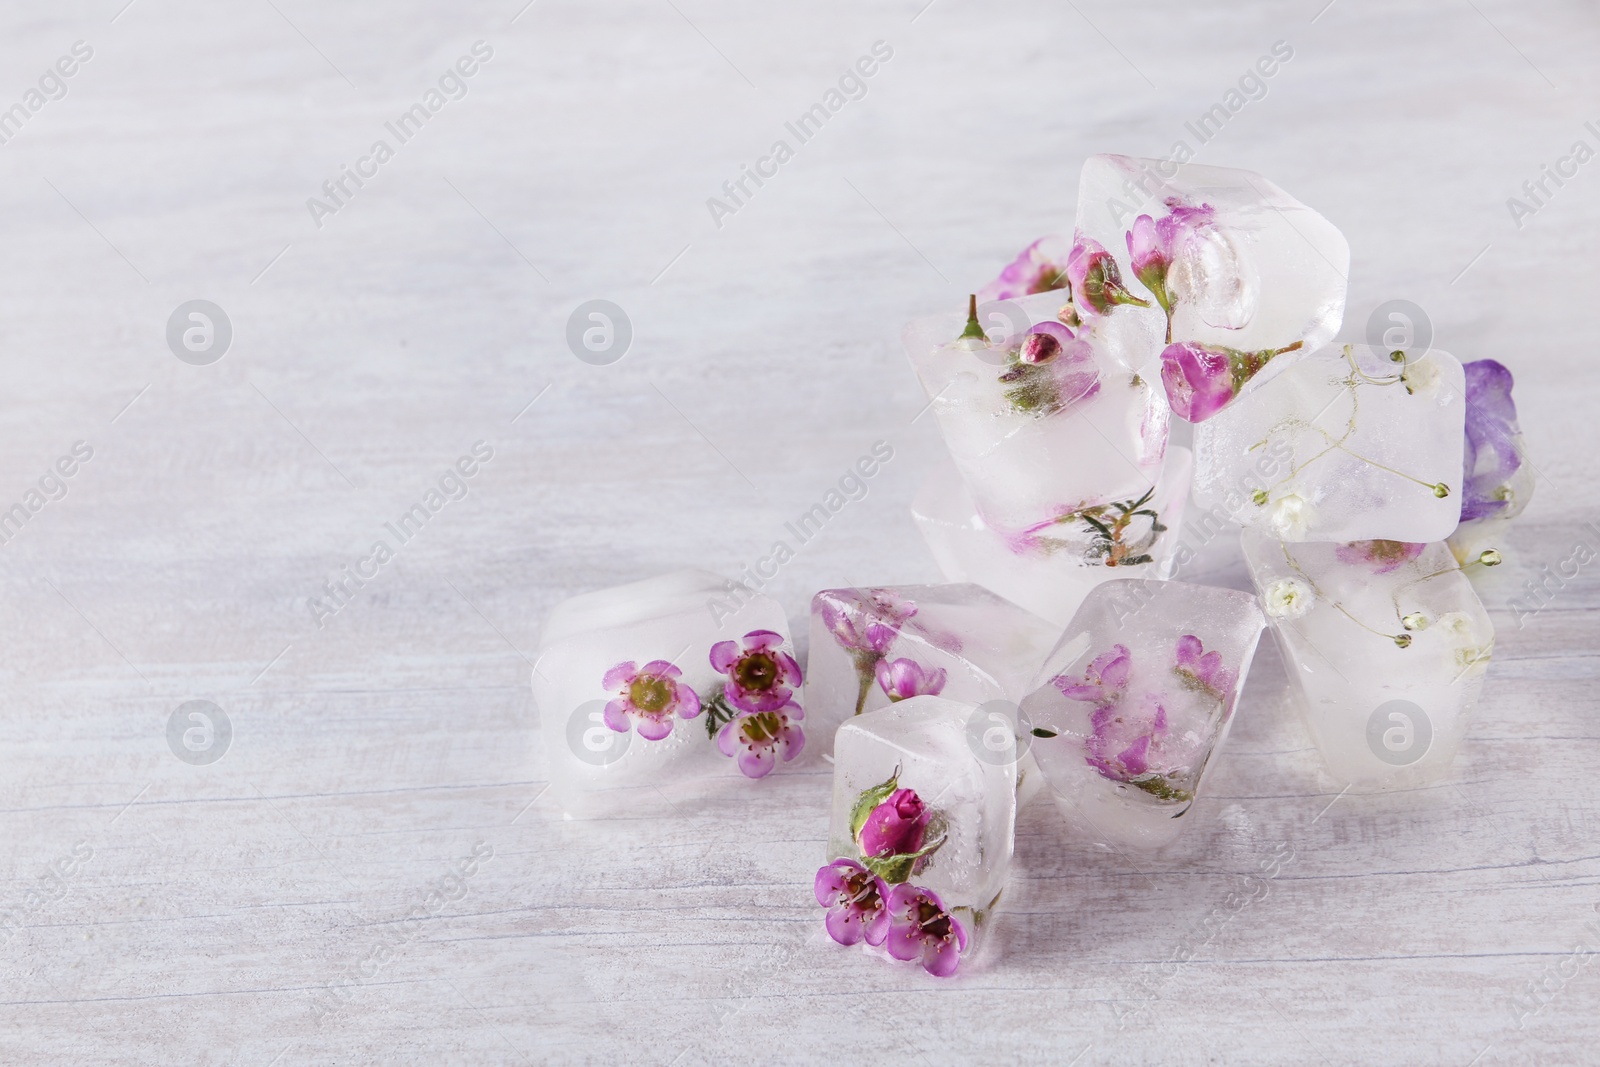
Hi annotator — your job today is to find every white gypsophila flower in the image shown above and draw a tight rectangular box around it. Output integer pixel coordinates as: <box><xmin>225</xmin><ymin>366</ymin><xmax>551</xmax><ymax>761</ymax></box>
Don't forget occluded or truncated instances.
<box><xmin>1401</xmin><ymin>355</ymin><xmax>1442</xmax><ymax>395</ymax></box>
<box><xmin>1269</xmin><ymin>494</ymin><xmax>1313</xmax><ymax>540</ymax></box>
<box><xmin>1263</xmin><ymin>578</ymin><xmax>1315</xmax><ymax>621</ymax></box>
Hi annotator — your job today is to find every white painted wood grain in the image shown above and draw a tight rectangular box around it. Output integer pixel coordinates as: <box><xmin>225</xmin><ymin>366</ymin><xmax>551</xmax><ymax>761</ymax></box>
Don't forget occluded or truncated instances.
<box><xmin>0</xmin><ymin>0</ymin><xmax>1597</xmax><ymax>1064</ymax></box>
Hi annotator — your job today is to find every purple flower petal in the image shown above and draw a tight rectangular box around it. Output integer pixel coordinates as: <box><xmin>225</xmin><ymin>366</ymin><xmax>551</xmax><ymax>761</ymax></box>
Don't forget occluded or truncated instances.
<box><xmin>636</xmin><ymin>715</ymin><xmax>673</xmax><ymax>742</ymax></box>
<box><xmin>602</xmin><ymin>700</ymin><xmax>630</xmax><ymax>733</ymax></box>
<box><xmin>708</xmin><ymin>640</ymin><xmax>738</xmax><ymax>674</ymax></box>
<box><xmin>601</xmin><ymin>661</ymin><xmax>636</xmax><ymax>690</ymax></box>
<box><xmin>674</xmin><ymin>682</ymin><xmax>702</xmax><ymax>720</ymax></box>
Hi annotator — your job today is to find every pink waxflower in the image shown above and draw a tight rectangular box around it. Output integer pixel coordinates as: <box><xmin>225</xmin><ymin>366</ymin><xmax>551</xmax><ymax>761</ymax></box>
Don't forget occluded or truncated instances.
<box><xmin>884</xmin><ymin>884</ymin><xmax>967</xmax><ymax>977</ymax></box>
<box><xmin>1053</xmin><ymin>644</ymin><xmax>1132</xmax><ymax>705</ymax></box>
<box><xmin>1067</xmin><ymin>234</ymin><xmax>1151</xmax><ymax>318</ymax></box>
<box><xmin>1173</xmin><ymin>634</ymin><xmax>1235</xmax><ymax>700</ymax></box>
<box><xmin>709</xmin><ymin>629</ymin><xmax>802</xmax><ymax>713</ymax></box>
<box><xmin>815</xmin><ymin>859</ymin><xmax>890</xmax><ymax>946</ymax></box>
<box><xmin>1127</xmin><ymin>203</ymin><xmax>1216</xmax><ymax>340</ymax></box>
<box><xmin>857</xmin><ymin>788</ymin><xmax>930</xmax><ymax>858</ymax></box>
<box><xmin>875</xmin><ymin>658</ymin><xmax>947</xmax><ymax>702</ymax></box>
<box><xmin>1334</xmin><ymin>540</ymin><xmax>1427</xmax><ymax>575</ymax></box>
<box><xmin>716</xmin><ymin>703</ymin><xmax>804</xmax><ymax>778</ymax></box>
<box><xmin>1159</xmin><ymin>340</ymin><xmax>1302</xmax><ymax>423</ymax></box>
<box><xmin>602</xmin><ymin>660</ymin><xmax>701</xmax><ymax>741</ymax></box>
<box><xmin>977</xmin><ymin>236</ymin><xmax>1072</xmax><ymax>302</ymax></box>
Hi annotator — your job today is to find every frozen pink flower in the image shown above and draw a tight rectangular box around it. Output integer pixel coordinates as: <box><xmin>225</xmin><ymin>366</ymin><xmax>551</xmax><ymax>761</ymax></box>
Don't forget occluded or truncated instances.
<box><xmin>885</xmin><ymin>884</ymin><xmax>967</xmax><ymax>977</ymax></box>
<box><xmin>857</xmin><ymin>787</ymin><xmax>930</xmax><ymax>858</ymax></box>
<box><xmin>1053</xmin><ymin>644</ymin><xmax>1131</xmax><ymax>705</ymax></box>
<box><xmin>1334</xmin><ymin>540</ymin><xmax>1426</xmax><ymax>575</ymax></box>
<box><xmin>716</xmin><ymin>703</ymin><xmax>804</xmax><ymax>778</ymax></box>
<box><xmin>818</xmin><ymin>588</ymin><xmax>918</xmax><ymax>657</ymax></box>
<box><xmin>1067</xmin><ymin>234</ymin><xmax>1151</xmax><ymax>318</ymax></box>
<box><xmin>602</xmin><ymin>660</ymin><xmax>701</xmax><ymax>740</ymax></box>
<box><xmin>1173</xmin><ymin>634</ymin><xmax>1235</xmax><ymax>700</ymax></box>
<box><xmin>709</xmin><ymin>629</ymin><xmax>802</xmax><ymax>713</ymax></box>
<box><xmin>875</xmin><ymin>658</ymin><xmax>947</xmax><ymax>702</ymax></box>
<box><xmin>977</xmin><ymin>236</ymin><xmax>1071</xmax><ymax>302</ymax></box>
<box><xmin>1159</xmin><ymin>340</ymin><xmax>1303</xmax><ymax>423</ymax></box>
<box><xmin>815</xmin><ymin>859</ymin><xmax>890</xmax><ymax>946</ymax></box>
<box><xmin>1127</xmin><ymin>202</ymin><xmax>1215</xmax><ymax>341</ymax></box>
<box><xmin>1086</xmin><ymin>692</ymin><xmax>1169</xmax><ymax>782</ymax></box>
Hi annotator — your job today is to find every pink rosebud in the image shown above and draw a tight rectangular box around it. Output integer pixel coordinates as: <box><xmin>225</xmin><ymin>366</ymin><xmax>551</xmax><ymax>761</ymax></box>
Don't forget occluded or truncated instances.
<box><xmin>1159</xmin><ymin>340</ymin><xmax>1302</xmax><ymax>423</ymax></box>
<box><xmin>857</xmin><ymin>788</ymin><xmax>929</xmax><ymax>858</ymax></box>
<box><xmin>1160</xmin><ymin>342</ymin><xmax>1236</xmax><ymax>423</ymax></box>
<box><xmin>874</xmin><ymin>658</ymin><xmax>947</xmax><ymax>702</ymax></box>
<box><xmin>1067</xmin><ymin>234</ymin><xmax>1151</xmax><ymax>318</ymax></box>
<box><xmin>1018</xmin><ymin>332</ymin><xmax>1061</xmax><ymax>365</ymax></box>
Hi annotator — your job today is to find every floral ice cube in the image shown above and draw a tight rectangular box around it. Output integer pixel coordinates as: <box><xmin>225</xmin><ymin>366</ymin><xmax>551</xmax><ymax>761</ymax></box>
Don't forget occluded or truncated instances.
<box><xmin>1020</xmin><ymin>579</ymin><xmax>1266</xmax><ymax>850</ymax></box>
<box><xmin>815</xmin><ymin>696</ymin><xmax>1016</xmax><ymax>976</ymax></box>
<box><xmin>806</xmin><ymin>582</ymin><xmax>1059</xmax><ymax>746</ymax></box>
<box><xmin>1242</xmin><ymin>531</ymin><xmax>1494</xmax><ymax>790</ymax></box>
<box><xmin>903</xmin><ymin>290</ymin><xmax>1169</xmax><ymax>536</ymax></box>
<box><xmin>1192</xmin><ymin>343</ymin><xmax>1467</xmax><ymax>543</ymax></box>
<box><xmin>532</xmin><ymin>570</ymin><xmax>804</xmax><ymax>815</ymax></box>
<box><xmin>911</xmin><ymin>447</ymin><xmax>1193</xmax><ymax>627</ymax></box>
<box><xmin>1071</xmin><ymin>154</ymin><xmax>1349</xmax><ymax>407</ymax></box>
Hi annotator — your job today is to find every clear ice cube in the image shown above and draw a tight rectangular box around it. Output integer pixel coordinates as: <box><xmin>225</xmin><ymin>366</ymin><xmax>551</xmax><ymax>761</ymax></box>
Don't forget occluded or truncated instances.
<box><xmin>1192</xmin><ymin>343</ymin><xmax>1467</xmax><ymax>543</ymax></box>
<box><xmin>819</xmin><ymin>696</ymin><xmax>1016</xmax><ymax>974</ymax></box>
<box><xmin>1072</xmin><ymin>154</ymin><xmax>1349</xmax><ymax>385</ymax></box>
<box><xmin>1020</xmin><ymin>578</ymin><xmax>1266</xmax><ymax>850</ymax></box>
<box><xmin>912</xmin><ymin>447</ymin><xmax>1193</xmax><ymax>627</ymax></box>
<box><xmin>1242</xmin><ymin>531</ymin><xmax>1493</xmax><ymax>789</ymax></box>
<box><xmin>806</xmin><ymin>582</ymin><xmax>1059</xmax><ymax>746</ymax></box>
<box><xmin>532</xmin><ymin>569</ymin><xmax>804</xmax><ymax>815</ymax></box>
<box><xmin>904</xmin><ymin>290</ymin><xmax>1169</xmax><ymax>535</ymax></box>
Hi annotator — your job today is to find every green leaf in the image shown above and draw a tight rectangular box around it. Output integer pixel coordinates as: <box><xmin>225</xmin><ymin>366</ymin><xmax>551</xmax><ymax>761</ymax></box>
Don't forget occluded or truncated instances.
<box><xmin>1128</xmin><ymin>774</ymin><xmax>1193</xmax><ymax>803</ymax></box>
<box><xmin>849</xmin><ymin>771</ymin><xmax>900</xmax><ymax>840</ymax></box>
<box><xmin>702</xmin><ymin>689</ymin><xmax>738</xmax><ymax>741</ymax></box>
<box><xmin>860</xmin><ymin>833</ymin><xmax>947</xmax><ymax>885</ymax></box>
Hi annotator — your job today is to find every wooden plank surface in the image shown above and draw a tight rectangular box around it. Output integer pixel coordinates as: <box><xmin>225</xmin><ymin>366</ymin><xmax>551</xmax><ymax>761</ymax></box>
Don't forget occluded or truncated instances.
<box><xmin>0</xmin><ymin>0</ymin><xmax>1597</xmax><ymax>1063</ymax></box>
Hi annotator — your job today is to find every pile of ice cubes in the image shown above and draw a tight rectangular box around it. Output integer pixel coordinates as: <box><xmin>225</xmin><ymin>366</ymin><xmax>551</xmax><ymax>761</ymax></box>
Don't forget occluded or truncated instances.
<box><xmin>531</xmin><ymin>155</ymin><xmax>1530</xmax><ymax>977</ymax></box>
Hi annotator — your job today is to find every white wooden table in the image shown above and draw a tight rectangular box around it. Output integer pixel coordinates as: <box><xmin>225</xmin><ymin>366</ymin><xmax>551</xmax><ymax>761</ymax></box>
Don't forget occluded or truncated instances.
<box><xmin>2</xmin><ymin>0</ymin><xmax>1597</xmax><ymax>1063</ymax></box>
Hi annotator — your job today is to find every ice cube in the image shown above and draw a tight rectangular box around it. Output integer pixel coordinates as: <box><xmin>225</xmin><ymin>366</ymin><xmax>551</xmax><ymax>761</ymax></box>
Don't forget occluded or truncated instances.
<box><xmin>1192</xmin><ymin>343</ymin><xmax>1466</xmax><ymax>543</ymax></box>
<box><xmin>904</xmin><ymin>290</ymin><xmax>1169</xmax><ymax>535</ymax></box>
<box><xmin>1071</xmin><ymin>154</ymin><xmax>1349</xmax><ymax>393</ymax></box>
<box><xmin>1448</xmin><ymin>358</ymin><xmax>1535</xmax><ymax>575</ymax></box>
<box><xmin>806</xmin><ymin>582</ymin><xmax>1059</xmax><ymax>741</ymax></box>
<box><xmin>1242</xmin><ymin>531</ymin><xmax>1493</xmax><ymax>789</ymax></box>
<box><xmin>1020</xmin><ymin>578</ymin><xmax>1266</xmax><ymax>850</ymax></box>
<box><xmin>532</xmin><ymin>569</ymin><xmax>804</xmax><ymax>815</ymax></box>
<box><xmin>912</xmin><ymin>446</ymin><xmax>1193</xmax><ymax>627</ymax></box>
<box><xmin>816</xmin><ymin>695</ymin><xmax>1015</xmax><ymax>976</ymax></box>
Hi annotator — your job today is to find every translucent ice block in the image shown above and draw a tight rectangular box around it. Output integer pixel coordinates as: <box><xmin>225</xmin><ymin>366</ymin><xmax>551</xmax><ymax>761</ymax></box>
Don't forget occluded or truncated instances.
<box><xmin>1020</xmin><ymin>579</ymin><xmax>1266</xmax><ymax>850</ymax></box>
<box><xmin>816</xmin><ymin>696</ymin><xmax>1015</xmax><ymax>975</ymax></box>
<box><xmin>1071</xmin><ymin>154</ymin><xmax>1349</xmax><ymax>388</ymax></box>
<box><xmin>532</xmin><ymin>569</ymin><xmax>804</xmax><ymax>815</ymax></box>
<box><xmin>1242</xmin><ymin>531</ymin><xmax>1493</xmax><ymax>790</ymax></box>
<box><xmin>806</xmin><ymin>583</ymin><xmax>1058</xmax><ymax>748</ymax></box>
<box><xmin>904</xmin><ymin>289</ymin><xmax>1169</xmax><ymax>534</ymax></box>
<box><xmin>912</xmin><ymin>447</ymin><xmax>1193</xmax><ymax>627</ymax></box>
<box><xmin>1192</xmin><ymin>343</ymin><xmax>1467</xmax><ymax>543</ymax></box>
